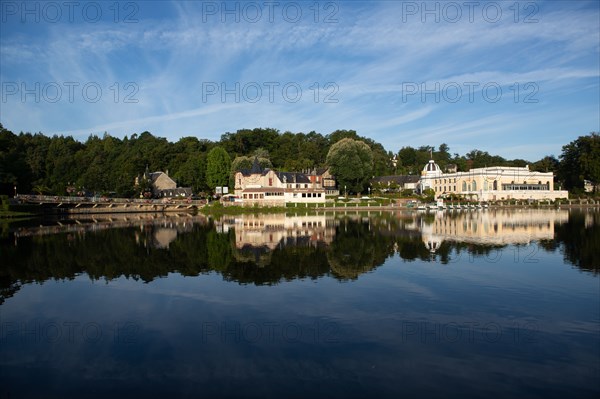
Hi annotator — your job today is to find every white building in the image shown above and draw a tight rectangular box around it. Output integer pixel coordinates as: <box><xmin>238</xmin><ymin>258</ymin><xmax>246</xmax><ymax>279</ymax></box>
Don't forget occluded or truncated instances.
<box><xmin>418</xmin><ymin>159</ymin><xmax>569</xmax><ymax>201</ymax></box>
<box><xmin>233</xmin><ymin>158</ymin><xmax>326</xmax><ymax>206</ymax></box>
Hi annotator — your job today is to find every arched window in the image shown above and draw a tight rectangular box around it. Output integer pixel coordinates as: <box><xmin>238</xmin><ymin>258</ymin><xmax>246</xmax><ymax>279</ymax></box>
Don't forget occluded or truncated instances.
<box><xmin>493</xmin><ymin>180</ymin><xmax>498</xmax><ymax>190</ymax></box>
<box><xmin>462</xmin><ymin>181</ymin><xmax>467</xmax><ymax>191</ymax></box>
<box><xmin>472</xmin><ymin>180</ymin><xmax>477</xmax><ymax>191</ymax></box>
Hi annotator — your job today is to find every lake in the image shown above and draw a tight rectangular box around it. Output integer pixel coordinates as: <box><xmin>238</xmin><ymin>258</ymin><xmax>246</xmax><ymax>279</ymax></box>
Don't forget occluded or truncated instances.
<box><xmin>1</xmin><ymin>209</ymin><xmax>598</xmax><ymax>398</ymax></box>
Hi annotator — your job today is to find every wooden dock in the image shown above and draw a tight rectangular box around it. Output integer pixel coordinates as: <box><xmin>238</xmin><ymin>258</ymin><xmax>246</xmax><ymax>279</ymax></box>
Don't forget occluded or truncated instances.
<box><xmin>14</xmin><ymin>195</ymin><xmax>205</xmax><ymax>214</ymax></box>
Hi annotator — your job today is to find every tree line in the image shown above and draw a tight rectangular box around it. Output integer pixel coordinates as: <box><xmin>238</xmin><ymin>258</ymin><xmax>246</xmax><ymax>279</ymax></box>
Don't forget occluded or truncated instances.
<box><xmin>0</xmin><ymin>123</ymin><xmax>597</xmax><ymax>196</ymax></box>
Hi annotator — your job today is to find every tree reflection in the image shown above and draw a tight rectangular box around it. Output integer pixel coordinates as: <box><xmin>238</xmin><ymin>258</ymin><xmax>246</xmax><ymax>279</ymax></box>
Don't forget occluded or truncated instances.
<box><xmin>327</xmin><ymin>220</ymin><xmax>378</xmax><ymax>280</ymax></box>
<box><xmin>553</xmin><ymin>211</ymin><xmax>599</xmax><ymax>274</ymax></box>
<box><xmin>1</xmin><ymin>211</ymin><xmax>598</xmax><ymax>304</ymax></box>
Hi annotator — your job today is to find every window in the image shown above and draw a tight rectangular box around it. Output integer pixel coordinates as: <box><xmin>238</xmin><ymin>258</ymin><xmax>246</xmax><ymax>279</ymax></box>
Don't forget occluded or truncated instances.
<box><xmin>269</xmin><ymin>178</ymin><xmax>272</xmax><ymax>186</ymax></box>
<box><xmin>484</xmin><ymin>181</ymin><xmax>488</xmax><ymax>191</ymax></box>
<box><xmin>493</xmin><ymin>180</ymin><xmax>498</xmax><ymax>190</ymax></box>
<box><xmin>462</xmin><ymin>181</ymin><xmax>467</xmax><ymax>191</ymax></box>
<box><xmin>472</xmin><ymin>180</ymin><xmax>477</xmax><ymax>191</ymax></box>
<box><xmin>302</xmin><ymin>193</ymin><xmax>306</xmax><ymax>198</ymax></box>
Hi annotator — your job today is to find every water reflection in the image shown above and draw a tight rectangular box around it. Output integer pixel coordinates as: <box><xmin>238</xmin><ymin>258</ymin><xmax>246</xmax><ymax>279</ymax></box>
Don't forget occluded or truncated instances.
<box><xmin>217</xmin><ymin>214</ymin><xmax>336</xmax><ymax>267</ymax></box>
<box><xmin>1</xmin><ymin>209</ymin><xmax>598</xmax><ymax>398</ymax></box>
<box><xmin>416</xmin><ymin>209</ymin><xmax>569</xmax><ymax>251</ymax></box>
<box><xmin>1</xmin><ymin>209</ymin><xmax>598</xmax><ymax>304</ymax></box>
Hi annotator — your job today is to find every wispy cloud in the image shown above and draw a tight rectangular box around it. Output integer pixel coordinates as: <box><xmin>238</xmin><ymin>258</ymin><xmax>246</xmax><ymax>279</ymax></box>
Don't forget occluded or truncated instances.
<box><xmin>1</xmin><ymin>0</ymin><xmax>598</xmax><ymax>160</ymax></box>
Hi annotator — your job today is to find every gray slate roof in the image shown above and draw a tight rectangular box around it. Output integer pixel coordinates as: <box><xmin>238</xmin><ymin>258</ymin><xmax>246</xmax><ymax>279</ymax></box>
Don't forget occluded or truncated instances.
<box><xmin>274</xmin><ymin>172</ymin><xmax>311</xmax><ymax>184</ymax></box>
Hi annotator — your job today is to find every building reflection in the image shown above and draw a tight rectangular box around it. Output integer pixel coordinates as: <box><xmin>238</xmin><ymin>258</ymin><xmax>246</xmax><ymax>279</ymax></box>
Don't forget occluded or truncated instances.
<box><xmin>409</xmin><ymin>209</ymin><xmax>570</xmax><ymax>252</ymax></box>
<box><xmin>214</xmin><ymin>214</ymin><xmax>337</xmax><ymax>267</ymax></box>
<box><xmin>218</xmin><ymin>214</ymin><xmax>337</xmax><ymax>250</ymax></box>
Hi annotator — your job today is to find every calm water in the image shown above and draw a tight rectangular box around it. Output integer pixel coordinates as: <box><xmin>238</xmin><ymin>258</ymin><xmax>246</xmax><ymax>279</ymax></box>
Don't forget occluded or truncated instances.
<box><xmin>1</xmin><ymin>209</ymin><xmax>598</xmax><ymax>398</ymax></box>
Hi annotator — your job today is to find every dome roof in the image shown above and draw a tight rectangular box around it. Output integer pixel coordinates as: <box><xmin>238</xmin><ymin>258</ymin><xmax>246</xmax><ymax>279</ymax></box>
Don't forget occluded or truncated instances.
<box><xmin>422</xmin><ymin>160</ymin><xmax>442</xmax><ymax>176</ymax></box>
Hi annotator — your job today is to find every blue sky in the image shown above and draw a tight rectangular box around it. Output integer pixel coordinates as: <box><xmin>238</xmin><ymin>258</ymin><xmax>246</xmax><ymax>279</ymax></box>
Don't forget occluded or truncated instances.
<box><xmin>1</xmin><ymin>0</ymin><xmax>598</xmax><ymax>161</ymax></box>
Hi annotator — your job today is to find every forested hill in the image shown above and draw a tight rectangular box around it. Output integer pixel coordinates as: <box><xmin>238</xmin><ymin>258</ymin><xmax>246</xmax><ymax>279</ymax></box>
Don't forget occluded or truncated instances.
<box><xmin>0</xmin><ymin>124</ymin><xmax>596</xmax><ymax>196</ymax></box>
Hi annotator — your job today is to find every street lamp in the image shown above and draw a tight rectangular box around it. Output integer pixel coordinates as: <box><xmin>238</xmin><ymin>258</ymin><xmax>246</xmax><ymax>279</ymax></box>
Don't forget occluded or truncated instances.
<box><xmin>14</xmin><ymin>185</ymin><xmax>17</xmax><ymax>198</ymax></box>
<box><xmin>344</xmin><ymin>185</ymin><xmax>347</xmax><ymax>198</ymax></box>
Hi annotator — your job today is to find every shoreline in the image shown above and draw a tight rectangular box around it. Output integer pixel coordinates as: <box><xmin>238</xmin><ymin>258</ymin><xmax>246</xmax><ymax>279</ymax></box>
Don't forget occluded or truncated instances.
<box><xmin>3</xmin><ymin>201</ymin><xmax>598</xmax><ymax>219</ymax></box>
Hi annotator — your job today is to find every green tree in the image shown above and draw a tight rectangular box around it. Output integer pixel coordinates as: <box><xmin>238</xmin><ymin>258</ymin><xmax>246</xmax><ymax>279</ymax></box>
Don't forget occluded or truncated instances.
<box><xmin>422</xmin><ymin>188</ymin><xmax>435</xmax><ymax>203</ymax></box>
<box><xmin>206</xmin><ymin>146</ymin><xmax>231</xmax><ymax>191</ymax></box>
<box><xmin>531</xmin><ymin>155</ymin><xmax>560</xmax><ymax>173</ymax></box>
<box><xmin>558</xmin><ymin>133</ymin><xmax>600</xmax><ymax>193</ymax></box>
<box><xmin>326</xmin><ymin>138</ymin><xmax>373</xmax><ymax>193</ymax></box>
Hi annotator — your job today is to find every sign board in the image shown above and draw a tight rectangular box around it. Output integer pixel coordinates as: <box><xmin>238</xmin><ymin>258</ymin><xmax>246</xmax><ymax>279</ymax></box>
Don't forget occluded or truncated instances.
<box><xmin>215</xmin><ymin>186</ymin><xmax>229</xmax><ymax>195</ymax></box>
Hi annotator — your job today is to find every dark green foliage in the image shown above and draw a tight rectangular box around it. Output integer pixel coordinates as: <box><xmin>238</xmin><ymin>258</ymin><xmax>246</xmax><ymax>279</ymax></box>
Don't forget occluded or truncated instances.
<box><xmin>326</xmin><ymin>138</ymin><xmax>373</xmax><ymax>193</ymax></box>
<box><xmin>558</xmin><ymin>133</ymin><xmax>600</xmax><ymax>192</ymax></box>
<box><xmin>206</xmin><ymin>146</ymin><xmax>231</xmax><ymax>191</ymax></box>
